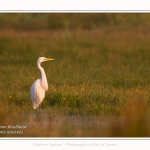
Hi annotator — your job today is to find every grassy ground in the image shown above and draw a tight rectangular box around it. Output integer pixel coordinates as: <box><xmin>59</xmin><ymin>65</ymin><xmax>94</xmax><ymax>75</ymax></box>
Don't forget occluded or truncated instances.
<box><xmin>1</xmin><ymin>13</ymin><xmax>150</xmax><ymax>137</ymax></box>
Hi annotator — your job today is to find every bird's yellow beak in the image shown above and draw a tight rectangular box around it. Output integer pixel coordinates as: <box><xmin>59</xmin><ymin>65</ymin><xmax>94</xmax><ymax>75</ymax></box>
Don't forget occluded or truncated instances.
<box><xmin>45</xmin><ymin>58</ymin><xmax>55</xmax><ymax>61</ymax></box>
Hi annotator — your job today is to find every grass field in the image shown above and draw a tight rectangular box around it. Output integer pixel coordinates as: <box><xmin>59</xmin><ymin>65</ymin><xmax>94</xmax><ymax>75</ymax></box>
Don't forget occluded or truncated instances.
<box><xmin>1</xmin><ymin>13</ymin><xmax>150</xmax><ymax>137</ymax></box>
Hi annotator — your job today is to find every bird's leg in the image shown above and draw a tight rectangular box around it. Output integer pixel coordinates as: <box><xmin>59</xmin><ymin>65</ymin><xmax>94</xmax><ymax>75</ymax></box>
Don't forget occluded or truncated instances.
<box><xmin>34</xmin><ymin>108</ymin><xmax>39</xmax><ymax>117</ymax></box>
<box><xmin>38</xmin><ymin>106</ymin><xmax>42</xmax><ymax>113</ymax></box>
<box><xmin>35</xmin><ymin>107</ymin><xmax>40</xmax><ymax>122</ymax></box>
<box><xmin>37</xmin><ymin>106</ymin><xmax>42</xmax><ymax>116</ymax></box>
<box><xmin>37</xmin><ymin>108</ymin><xmax>39</xmax><ymax>115</ymax></box>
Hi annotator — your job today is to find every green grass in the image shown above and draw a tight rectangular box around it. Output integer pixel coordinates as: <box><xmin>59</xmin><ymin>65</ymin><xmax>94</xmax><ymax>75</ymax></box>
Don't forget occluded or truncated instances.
<box><xmin>1</xmin><ymin>13</ymin><xmax>150</xmax><ymax>137</ymax></box>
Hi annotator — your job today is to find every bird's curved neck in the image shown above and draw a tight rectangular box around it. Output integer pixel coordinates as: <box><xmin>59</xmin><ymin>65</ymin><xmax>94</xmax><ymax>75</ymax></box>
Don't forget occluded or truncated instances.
<box><xmin>37</xmin><ymin>62</ymin><xmax>48</xmax><ymax>91</ymax></box>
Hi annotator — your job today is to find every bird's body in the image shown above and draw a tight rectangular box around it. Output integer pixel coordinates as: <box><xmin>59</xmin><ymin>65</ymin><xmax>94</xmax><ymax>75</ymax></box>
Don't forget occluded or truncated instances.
<box><xmin>30</xmin><ymin>79</ymin><xmax>46</xmax><ymax>109</ymax></box>
<box><xmin>30</xmin><ymin>57</ymin><xmax>54</xmax><ymax>109</ymax></box>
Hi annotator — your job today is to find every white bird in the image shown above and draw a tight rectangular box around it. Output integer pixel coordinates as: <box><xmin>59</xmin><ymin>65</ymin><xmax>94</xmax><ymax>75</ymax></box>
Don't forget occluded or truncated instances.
<box><xmin>30</xmin><ymin>57</ymin><xmax>54</xmax><ymax>109</ymax></box>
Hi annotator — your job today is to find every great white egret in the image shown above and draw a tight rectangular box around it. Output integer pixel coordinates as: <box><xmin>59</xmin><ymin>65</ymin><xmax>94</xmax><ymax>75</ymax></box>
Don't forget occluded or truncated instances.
<box><xmin>30</xmin><ymin>57</ymin><xmax>54</xmax><ymax>109</ymax></box>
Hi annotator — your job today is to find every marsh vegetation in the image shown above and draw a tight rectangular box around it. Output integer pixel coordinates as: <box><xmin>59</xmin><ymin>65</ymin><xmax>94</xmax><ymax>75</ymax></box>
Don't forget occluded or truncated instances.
<box><xmin>0</xmin><ymin>13</ymin><xmax>150</xmax><ymax>137</ymax></box>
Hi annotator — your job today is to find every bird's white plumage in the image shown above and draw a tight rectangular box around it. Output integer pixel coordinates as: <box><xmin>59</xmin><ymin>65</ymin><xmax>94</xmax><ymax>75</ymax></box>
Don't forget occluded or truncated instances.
<box><xmin>30</xmin><ymin>57</ymin><xmax>54</xmax><ymax>109</ymax></box>
<box><xmin>30</xmin><ymin>79</ymin><xmax>45</xmax><ymax>109</ymax></box>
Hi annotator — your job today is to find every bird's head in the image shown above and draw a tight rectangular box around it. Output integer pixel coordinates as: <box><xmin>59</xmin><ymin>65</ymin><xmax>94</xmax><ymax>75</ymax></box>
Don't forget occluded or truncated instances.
<box><xmin>38</xmin><ymin>57</ymin><xmax>55</xmax><ymax>63</ymax></box>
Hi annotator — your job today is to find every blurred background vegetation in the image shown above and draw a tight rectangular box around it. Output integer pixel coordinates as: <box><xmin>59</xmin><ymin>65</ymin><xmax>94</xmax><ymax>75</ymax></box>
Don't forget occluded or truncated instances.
<box><xmin>0</xmin><ymin>13</ymin><xmax>150</xmax><ymax>31</ymax></box>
